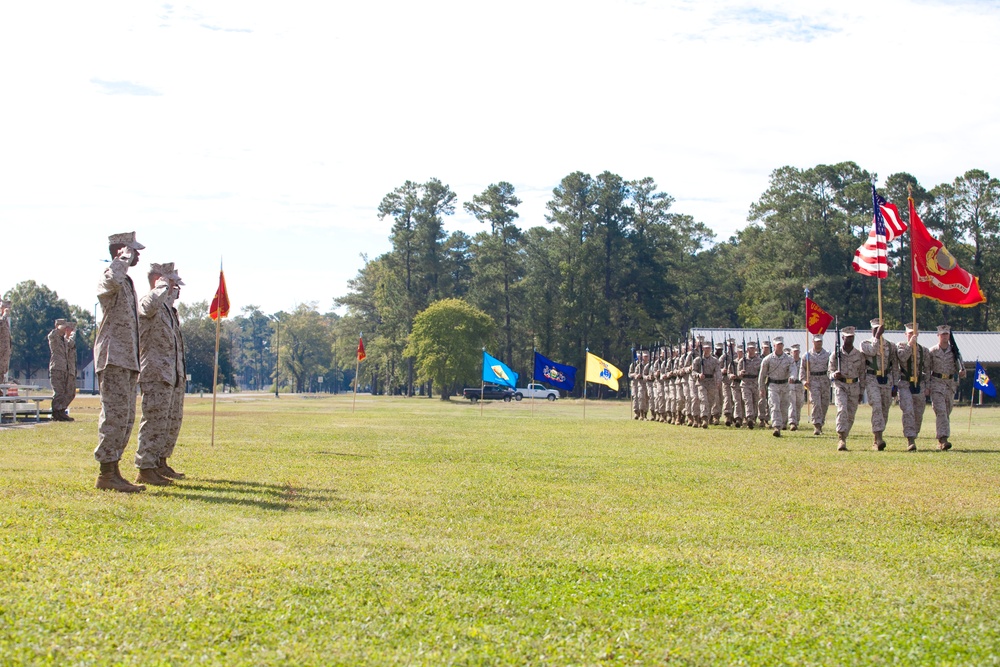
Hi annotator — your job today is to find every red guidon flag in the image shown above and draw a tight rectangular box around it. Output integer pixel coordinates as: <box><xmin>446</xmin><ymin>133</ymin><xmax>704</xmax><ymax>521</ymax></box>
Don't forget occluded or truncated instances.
<box><xmin>805</xmin><ymin>298</ymin><xmax>834</xmax><ymax>334</ymax></box>
<box><xmin>209</xmin><ymin>269</ymin><xmax>230</xmax><ymax>320</ymax></box>
<box><xmin>910</xmin><ymin>197</ymin><xmax>986</xmax><ymax>307</ymax></box>
<box><xmin>357</xmin><ymin>336</ymin><xmax>366</xmax><ymax>362</ymax></box>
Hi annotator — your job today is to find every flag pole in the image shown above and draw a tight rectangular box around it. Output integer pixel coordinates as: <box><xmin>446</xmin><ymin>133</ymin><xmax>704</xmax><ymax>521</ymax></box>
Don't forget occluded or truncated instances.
<box><xmin>211</xmin><ymin>309</ymin><xmax>221</xmax><ymax>446</ymax></box>
<box><xmin>531</xmin><ymin>347</ymin><xmax>536</xmax><ymax>418</ymax></box>
<box><xmin>874</xmin><ymin>183</ymin><xmax>886</xmax><ymax>377</ymax></box>
<box><xmin>908</xmin><ymin>185</ymin><xmax>919</xmax><ymax>385</ymax></box>
<box><xmin>969</xmin><ymin>384</ymin><xmax>975</xmax><ymax>433</ymax></box>
<box><xmin>583</xmin><ymin>348</ymin><xmax>588</xmax><ymax>421</ymax></box>
<box><xmin>804</xmin><ymin>287</ymin><xmax>812</xmax><ymax>418</ymax></box>
<box><xmin>353</xmin><ymin>332</ymin><xmax>361</xmax><ymax>413</ymax></box>
<box><xmin>480</xmin><ymin>348</ymin><xmax>485</xmax><ymax>418</ymax></box>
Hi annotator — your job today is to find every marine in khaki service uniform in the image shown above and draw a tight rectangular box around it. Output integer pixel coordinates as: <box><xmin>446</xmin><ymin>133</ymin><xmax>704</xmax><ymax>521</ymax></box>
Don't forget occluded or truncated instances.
<box><xmin>829</xmin><ymin>326</ymin><xmax>865</xmax><ymax>451</ymax></box>
<box><xmin>628</xmin><ymin>354</ymin><xmax>642</xmax><ymax>420</ymax></box>
<box><xmin>693</xmin><ymin>342</ymin><xmax>720</xmax><ymax>428</ymax></box>
<box><xmin>651</xmin><ymin>348</ymin><xmax>666</xmax><ymax>422</ymax></box>
<box><xmin>94</xmin><ymin>232</ymin><xmax>147</xmax><ymax>493</ymax></box>
<box><xmin>860</xmin><ymin>318</ymin><xmax>899</xmax><ymax>451</ymax></box>
<box><xmin>136</xmin><ymin>263</ymin><xmax>187</xmax><ymax>486</ymax></box>
<box><xmin>711</xmin><ymin>342</ymin><xmax>724</xmax><ymax>424</ymax></box>
<box><xmin>730</xmin><ymin>345</ymin><xmax>746</xmax><ymax>427</ymax></box>
<box><xmin>738</xmin><ymin>342</ymin><xmax>761</xmax><ymax>428</ymax></box>
<box><xmin>665</xmin><ymin>347</ymin><xmax>678</xmax><ymax>424</ymax></box>
<box><xmin>48</xmin><ymin>318</ymin><xmax>77</xmax><ymax>421</ymax></box>
<box><xmin>757</xmin><ymin>340</ymin><xmax>772</xmax><ymax>427</ymax></box>
<box><xmin>719</xmin><ymin>339</ymin><xmax>738</xmax><ymax>427</ymax></box>
<box><xmin>896</xmin><ymin>323</ymin><xmax>930</xmax><ymax>451</ymax></box>
<box><xmin>803</xmin><ymin>334</ymin><xmax>831</xmax><ymax>435</ymax></box>
<box><xmin>786</xmin><ymin>344</ymin><xmax>804</xmax><ymax>431</ymax></box>
<box><xmin>758</xmin><ymin>336</ymin><xmax>794</xmax><ymax>437</ymax></box>
<box><xmin>685</xmin><ymin>336</ymin><xmax>703</xmax><ymax>427</ymax></box>
<box><xmin>927</xmin><ymin>325</ymin><xmax>965</xmax><ymax>450</ymax></box>
<box><xmin>0</xmin><ymin>299</ymin><xmax>11</xmax><ymax>382</ymax></box>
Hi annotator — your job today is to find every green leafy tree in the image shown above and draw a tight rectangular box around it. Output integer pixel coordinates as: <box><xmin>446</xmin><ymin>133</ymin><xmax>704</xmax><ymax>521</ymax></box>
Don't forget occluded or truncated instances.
<box><xmin>277</xmin><ymin>303</ymin><xmax>335</xmax><ymax>393</ymax></box>
<box><xmin>178</xmin><ymin>301</ymin><xmax>233</xmax><ymax>391</ymax></box>
<box><xmin>404</xmin><ymin>299</ymin><xmax>494</xmax><ymax>399</ymax></box>
<box><xmin>4</xmin><ymin>281</ymin><xmax>76</xmax><ymax>380</ymax></box>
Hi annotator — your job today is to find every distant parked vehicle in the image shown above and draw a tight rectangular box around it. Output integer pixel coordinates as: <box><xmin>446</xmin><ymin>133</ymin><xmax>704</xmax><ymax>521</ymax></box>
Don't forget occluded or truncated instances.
<box><xmin>512</xmin><ymin>383</ymin><xmax>559</xmax><ymax>401</ymax></box>
<box><xmin>462</xmin><ymin>384</ymin><xmax>514</xmax><ymax>403</ymax></box>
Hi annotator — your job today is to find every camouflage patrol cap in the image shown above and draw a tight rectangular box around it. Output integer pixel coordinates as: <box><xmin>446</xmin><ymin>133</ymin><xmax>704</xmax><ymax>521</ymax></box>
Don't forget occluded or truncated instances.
<box><xmin>727</xmin><ymin>338</ymin><xmax>736</xmax><ymax>344</ymax></box>
<box><xmin>842</xmin><ymin>326</ymin><xmax>857</xmax><ymax>337</ymax></box>
<box><xmin>790</xmin><ymin>343</ymin><xmax>800</xmax><ymax>350</ymax></box>
<box><xmin>696</xmin><ymin>335</ymin><xmax>705</xmax><ymax>342</ymax></box>
<box><xmin>870</xmin><ymin>317</ymin><xmax>882</xmax><ymax>328</ymax></box>
<box><xmin>54</xmin><ymin>318</ymin><xmax>68</xmax><ymax>327</ymax></box>
<box><xmin>108</xmin><ymin>231</ymin><xmax>145</xmax><ymax>250</ymax></box>
<box><xmin>904</xmin><ymin>323</ymin><xmax>917</xmax><ymax>333</ymax></box>
<box><xmin>813</xmin><ymin>334</ymin><xmax>823</xmax><ymax>342</ymax></box>
<box><xmin>150</xmin><ymin>262</ymin><xmax>185</xmax><ymax>286</ymax></box>
<box><xmin>937</xmin><ymin>324</ymin><xmax>951</xmax><ymax>334</ymax></box>
<box><xmin>714</xmin><ymin>341</ymin><xmax>723</xmax><ymax>348</ymax></box>
<box><xmin>1</xmin><ymin>299</ymin><xmax>10</xmax><ymax>308</ymax></box>
<box><xmin>773</xmin><ymin>336</ymin><xmax>784</xmax><ymax>345</ymax></box>
<box><xmin>747</xmin><ymin>341</ymin><xmax>757</xmax><ymax>349</ymax></box>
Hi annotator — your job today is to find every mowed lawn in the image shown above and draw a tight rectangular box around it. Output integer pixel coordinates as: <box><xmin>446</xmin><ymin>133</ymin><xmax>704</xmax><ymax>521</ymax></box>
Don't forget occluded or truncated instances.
<box><xmin>1</xmin><ymin>394</ymin><xmax>999</xmax><ymax>666</ymax></box>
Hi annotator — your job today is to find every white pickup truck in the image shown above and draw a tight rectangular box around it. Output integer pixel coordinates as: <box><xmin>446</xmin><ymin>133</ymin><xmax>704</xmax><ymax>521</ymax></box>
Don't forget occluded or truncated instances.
<box><xmin>512</xmin><ymin>383</ymin><xmax>559</xmax><ymax>401</ymax></box>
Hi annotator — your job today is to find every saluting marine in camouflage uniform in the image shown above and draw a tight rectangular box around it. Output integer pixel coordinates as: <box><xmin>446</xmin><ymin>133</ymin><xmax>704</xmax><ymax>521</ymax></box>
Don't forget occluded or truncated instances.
<box><xmin>48</xmin><ymin>318</ymin><xmax>77</xmax><ymax>421</ymax></box>
<box><xmin>161</xmin><ymin>278</ymin><xmax>187</xmax><ymax>475</ymax></box>
<box><xmin>927</xmin><ymin>325</ymin><xmax>965</xmax><ymax>450</ymax></box>
<box><xmin>861</xmin><ymin>318</ymin><xmax>899</xmax><ymax>451</ymax></box>
<box><xmin>693</xmin><ymin>342</ymin><xmax>720</xmax><ymax>428</ymax></box>
<box><xmin>0</xmin><ymin>299</ymin><xmax>11</xmax><ymax>382</ymax></box>
<box><xmin>738</xmin><ymin>341</ymin><xmax>761</xmax><ymax>429</ymax></box>
<box><xmin>136</xmin><ymin>263</ymin><xmax>187</xmax><ymax>486</ymax></box>
<box><xmin>896</xmin><ymin>323</ymin><xmax>930</xmax><ymax>452</ymax></box>
<box><xmin>829</xmin><ymin>326</ymin><xmax>865</xmax><ymax>451</ymax></box>
<box><xmin>759</xmin><ymin>336</ymin><xmax>794</xmax><ymax>437</ymax></box>
<box><xmin>787</xmin><ymin>344</ymin><xmax>804</xmax><ymax>431</ymax></box>
<box><xmin>803</xmin><ymin>334</ymin><xmax>831</xmax><ymax>435</ymax></box>
<box><xmin>94</xmin><ymin>232</ymin><xmax>147</xmax><ymax>493</ymax></box>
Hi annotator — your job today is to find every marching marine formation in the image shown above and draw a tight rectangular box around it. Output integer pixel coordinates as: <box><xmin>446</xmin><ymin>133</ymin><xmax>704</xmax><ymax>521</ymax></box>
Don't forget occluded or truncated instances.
<box><xmin>787</xmin><ymin>344</ymin><xmax>803</xmax><ymax>431</ymax></box>
<box><xmin>738</xmin><ymin>341</ymin><xmax>761</xmax><ymax>429</ymax></box>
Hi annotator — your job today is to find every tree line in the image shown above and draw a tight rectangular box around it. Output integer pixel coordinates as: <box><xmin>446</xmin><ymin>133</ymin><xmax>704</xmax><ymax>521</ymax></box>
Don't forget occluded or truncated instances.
<box><xmin>4</xmin><ymin>163</ymin><xmax>996</xmax><ymax>396</ymax></box>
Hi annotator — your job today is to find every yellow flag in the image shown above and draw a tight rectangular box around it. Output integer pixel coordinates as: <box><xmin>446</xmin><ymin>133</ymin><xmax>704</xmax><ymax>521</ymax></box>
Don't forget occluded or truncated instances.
<box><xmin>585</xmin><ymin>352</ymin><xmax>623</xmax><ymax>391</ymax></box>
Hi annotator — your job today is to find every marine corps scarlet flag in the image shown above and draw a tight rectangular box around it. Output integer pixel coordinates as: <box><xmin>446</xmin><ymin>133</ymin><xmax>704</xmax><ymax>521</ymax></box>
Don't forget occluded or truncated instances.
<box><xmin>209</xmin><ymin>269</ymin><xmax>230</xmax><ymax>320</ymax></box>
<box><xmin>910</xmin><ymin>198</ymin><xmax>986</xmax><ymax>307</ymax></box>
<box><xmin>805</xmin><ymin>298</ymin><xmax>834</xmax><ymax>334</ymax></box>
<box><xmin>357</xmin><ymin>336</ymin><xmax>366</xmax><ymax>362</ymax></box>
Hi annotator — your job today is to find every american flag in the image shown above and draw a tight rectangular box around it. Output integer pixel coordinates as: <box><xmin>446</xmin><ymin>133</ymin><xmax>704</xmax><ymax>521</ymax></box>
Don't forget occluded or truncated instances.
<box><xmin>851</xmin><ymin>185</ymin><xmax>907</xmax><ymax>278</ymax></box>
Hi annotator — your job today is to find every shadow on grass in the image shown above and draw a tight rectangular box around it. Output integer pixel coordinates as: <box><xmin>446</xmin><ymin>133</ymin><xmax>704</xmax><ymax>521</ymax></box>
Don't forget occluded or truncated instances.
<box><xmin>161</xmin><ymin>477</ymin><xmax>341</xmax><ymax>511</ymax></box>
<box><xmin>313</xmin><ymin>451</ymin><xmax>374</xmax><ymax>458</ymax></box>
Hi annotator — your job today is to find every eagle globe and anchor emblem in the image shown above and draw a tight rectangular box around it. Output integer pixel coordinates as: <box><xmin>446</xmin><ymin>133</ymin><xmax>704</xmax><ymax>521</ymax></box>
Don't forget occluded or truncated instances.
<box><xmin>926</xmin><ymin>244</ymin><xmax>958</xmax><ymax>276</ymax></box>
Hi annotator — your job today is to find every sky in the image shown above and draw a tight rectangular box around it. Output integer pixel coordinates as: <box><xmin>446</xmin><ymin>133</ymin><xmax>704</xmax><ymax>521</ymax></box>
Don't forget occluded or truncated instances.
<box><xmin>2</xmin><ymin>0</ymin><xmax>999</xmax><ymax>318</ymax></box>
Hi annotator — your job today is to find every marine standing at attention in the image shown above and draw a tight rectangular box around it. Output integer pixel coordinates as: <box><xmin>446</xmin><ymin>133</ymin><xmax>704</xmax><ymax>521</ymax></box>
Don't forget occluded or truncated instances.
<box><xmin>0</xmin><ymin>299</ymin><xmax>11</xmax><ymax>382</ymax></box>
<box><xmin>93</xmin><ymin>232</ymin><xmax>147</xmax><ymax>493</ymax></box>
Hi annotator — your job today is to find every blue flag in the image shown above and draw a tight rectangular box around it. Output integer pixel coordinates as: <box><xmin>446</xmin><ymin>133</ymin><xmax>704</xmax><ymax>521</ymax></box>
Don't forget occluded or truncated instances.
<box><xmin>975</xmin><ymin>361</ymin><xmax>996</xmax><ymax>398</ymax></box>
<box><xmin>483</xmin><ymin>351</ymin><xmax>518</xmax><ymax>388</ymax></box>
<box><xmin>533</xmin><ymin>351</ymin><xmax>576</xmax><ymax>392</ymax></box>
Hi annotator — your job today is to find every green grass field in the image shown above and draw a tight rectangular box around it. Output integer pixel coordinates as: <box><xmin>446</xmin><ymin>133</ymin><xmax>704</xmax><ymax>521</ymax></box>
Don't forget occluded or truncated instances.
<box><xmin>1</xmin><ymin>394</ymin><xmax>998</xmax><ymax>665</ymax></box>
